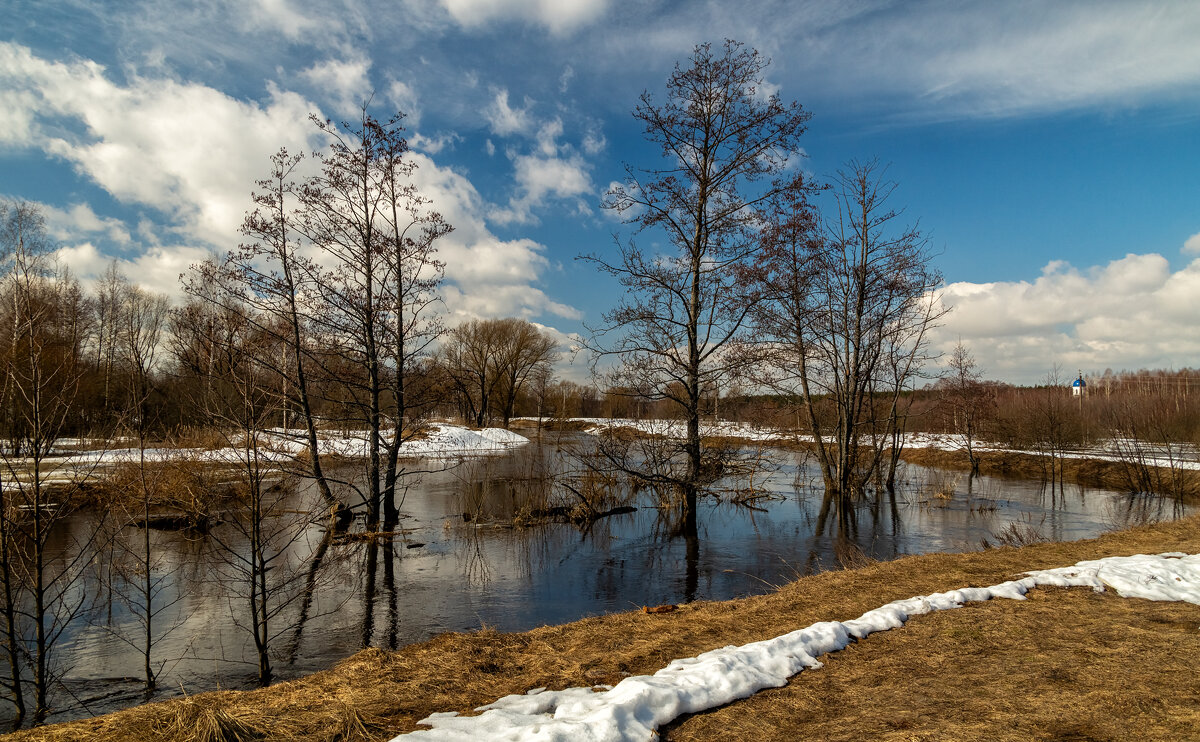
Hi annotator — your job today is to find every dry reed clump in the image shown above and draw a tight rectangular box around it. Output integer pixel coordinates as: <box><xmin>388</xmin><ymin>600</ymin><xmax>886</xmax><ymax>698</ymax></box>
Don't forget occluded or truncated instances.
<box><xmin>534</xmin><ymin>418</ymin><xmax>595</xmax><ymax>432</ymax></box>
<box><xmin>153</xmin><ymin>698</ymin><xmax>269</xmax><ymax>742</ymax></box>
<box><xmin>11</xmin><ymin>514</ymin><xmax>1200</xmax><ymax>742</ymax></box>
<box><xmin>94</xmin><ymin>457</ymin><xmax>233</xmax><ymax>522</ymax></box>
<box><xmin>919</xmin><ymin>469</ymin><xmax>960</xmax><ymax>502</ymax></box>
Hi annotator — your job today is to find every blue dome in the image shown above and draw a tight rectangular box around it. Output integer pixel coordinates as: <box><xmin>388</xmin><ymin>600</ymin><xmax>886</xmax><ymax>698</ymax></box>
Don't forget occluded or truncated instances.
<box><xmin>1072</xmin><ymin>378</ymin><xmax>1086</xmax><ymax>387</ymax></box>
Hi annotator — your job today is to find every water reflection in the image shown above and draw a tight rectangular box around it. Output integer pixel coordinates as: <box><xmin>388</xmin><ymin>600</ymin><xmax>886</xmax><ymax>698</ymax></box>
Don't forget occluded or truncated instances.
<box><xmin>7</xmin><ymin>437</ymin><xmax>1193</xmax><ymax>726</ymax></box>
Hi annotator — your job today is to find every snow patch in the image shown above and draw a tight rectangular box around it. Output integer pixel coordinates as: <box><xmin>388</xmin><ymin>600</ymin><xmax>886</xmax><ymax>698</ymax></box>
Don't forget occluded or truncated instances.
<box><xmin>389</xmin><ymin>552</ymin><xmax>1200</xmax><ymax>741</ymax></box>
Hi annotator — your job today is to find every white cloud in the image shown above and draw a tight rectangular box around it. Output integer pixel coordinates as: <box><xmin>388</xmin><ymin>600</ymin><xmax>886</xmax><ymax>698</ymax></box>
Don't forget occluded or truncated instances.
<box><xmin>387</xmin><ymin>79</ymin><xmax>421</xmax><ymax>126</ymax></box>
<box><xmin>54</xmin><ymin>241</ymin><xmax>214</xmax><ymax>300</ymax></box>
<box><xmin>247</xmin><ymin>0</ymin><xmax>323</xmax><ymax>41</ymax></box>
<box><xmin>491</xmin><ymin>150</ymin><xmax>592</xmax><ymax>226</ymax></box>
<box><xmin>0</xmin><ymin>43</ymin><xmax>323</xmax><ymax>249</ymax></box>
<box><xmin>409</xmin><ymin>131</ymin><xmax>462</xmax><ymax>154</ymax></box>
<box><xmin>565</xmin><ymin>2</ymin><xmax>1200</xmax><ymax>121</ymax></box>
<box><xmin>438</xmin><ymin>0</ymin><xmax>610</xmax><ymax>34</ymax></box>
<box><xmin>40</xmin><ymin>202</ymin><xmax>133</xmax><ymax>246</ymax></box>
<box><xmin>933</xmin><ymin>253</ymin><xmax>1200</xmax><ymax>384</ymax></box>
<box><xmin>1184</xmin><ymin>231</ymin><xmax>1200</xmax><ymax>255</ymax></box>
<box><xmin>2</xmin><ymin>43</ymin><xmax>578</xmax><ymax>322</ymax></box>
<box><xmin>301</xmin><ymin>55</ymin><xmax>373</xmax><ymax>116</ymax></box>
<box><xmin>378</xmin><ymin>150</ymin><xmax>581</xmax><ymax>320</ymax></box>
<box><xmin>486</xmin><ymin>116</ymin><xmax>596</xmax><ymax>225</ymax></box>
<box><xmin>484</xmin><ymin>88</ymin><xmax>535</xmax><ymax>137</ymax></box>
<box><xmin>0</xmin><ymin>86</ymin><xmax>37</xmax><ymax>146</ymax></box>
<box><xmin>581</xmin><ymin>128</ymin><xmax>606</xmax><ymax>155</ymax></box>
<box><xmin>535</xmin><ymin>118</ymin><xmax>563</xmax><ymax>156</ymax></box>
<box><xmin>788</xmin><ymin>2</ymin><xmax>1200</xmax><ymax>120</ymax></box>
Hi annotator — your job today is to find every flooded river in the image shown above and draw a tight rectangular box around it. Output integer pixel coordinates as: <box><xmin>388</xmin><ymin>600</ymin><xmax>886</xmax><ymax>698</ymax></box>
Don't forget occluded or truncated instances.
<box><xmin>11</xmin><ymin>433</ymin><xmax>1192</xmax><ymax>726</ymax></box>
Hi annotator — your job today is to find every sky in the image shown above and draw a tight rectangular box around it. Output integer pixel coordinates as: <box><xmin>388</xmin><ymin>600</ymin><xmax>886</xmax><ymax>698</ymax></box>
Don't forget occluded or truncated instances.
<box><xmin>2</xmin><ymin>0</ymin><xmax>1199</xmax><ymax>385</ymax></box>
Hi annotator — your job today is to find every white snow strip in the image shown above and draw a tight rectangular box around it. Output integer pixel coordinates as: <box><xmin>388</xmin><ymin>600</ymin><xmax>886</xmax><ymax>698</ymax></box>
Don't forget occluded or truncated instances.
<box><xmin>554</xmin><ymin>418</ymin><xmax>1200</xmax><ymax>470</ymax></box>
<box><xmin>34</xmin><ymin>424</ymin><xmax>529</xmax><ymax>469</ymax></box>
<box><xmin>389</xmin><ymin>552</ymin><xmax>1200</xmax><ymax>742</ymax></box>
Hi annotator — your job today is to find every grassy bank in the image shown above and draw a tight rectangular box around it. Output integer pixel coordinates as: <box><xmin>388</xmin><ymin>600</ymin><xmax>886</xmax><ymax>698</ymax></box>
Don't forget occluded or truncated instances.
<box><xmin>898</xmin><ymin>444</ymin><xmax>1198</xmax><ymax>500</ymax></box>
<box><xmin>12</xmin><ymin>514</ymin><xmax>1200</xmax><ymax>742</ymax></box>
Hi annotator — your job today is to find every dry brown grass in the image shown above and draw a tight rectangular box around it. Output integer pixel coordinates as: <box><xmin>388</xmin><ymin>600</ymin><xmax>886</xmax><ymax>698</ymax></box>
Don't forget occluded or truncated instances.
<box><xmin>665</xmin><ymin>589</ymin><xmax>1200</xmax><ymax>742</ymax></box>
<box><xmin>900</xmin><ymin>446</ymin><xmax>1194</xmax><ymax>500</ymax></box>
<box><xmin>11</xmin><ymin>514</ymin><xmax>1200</xmax><ymax>742</ymax></box>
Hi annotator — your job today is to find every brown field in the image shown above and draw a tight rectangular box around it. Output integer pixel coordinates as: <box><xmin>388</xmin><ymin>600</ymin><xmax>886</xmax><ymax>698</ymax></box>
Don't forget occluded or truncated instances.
<box><xmin>10</xmin><ymin>513</ymin><xmax>1200</xmax><ymax>742</ymax></box>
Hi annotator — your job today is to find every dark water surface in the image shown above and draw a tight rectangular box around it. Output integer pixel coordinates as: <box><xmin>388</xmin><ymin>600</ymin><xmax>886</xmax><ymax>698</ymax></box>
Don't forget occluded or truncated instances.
<box><xmin>16</xmin><ymin>434</ymin><xmax>1192</xmax><ymax>725</ymax></box>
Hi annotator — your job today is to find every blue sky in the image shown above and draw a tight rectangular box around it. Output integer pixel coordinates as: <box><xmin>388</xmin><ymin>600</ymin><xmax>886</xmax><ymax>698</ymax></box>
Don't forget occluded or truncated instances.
<box><xmin>2</xmin><ymin>0</ymin><xmax>1199</xmax><ymax>383</ymax></box>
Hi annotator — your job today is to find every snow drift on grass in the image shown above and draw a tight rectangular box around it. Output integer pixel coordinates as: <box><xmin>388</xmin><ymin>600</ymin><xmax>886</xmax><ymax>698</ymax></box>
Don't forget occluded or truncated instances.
<box><xmin>390</xmin><ymin>552</ymin><xmax>1200</xmax><ymax>742</ymax></box>
<box><xmin>51</xmin><ymin>424</ymin><xmax>529</xmax><ymax>467</ymax></box>
<box><xmin>572</xmin><ymin>418</ymin><xmax>781</xmax><ymax>442</ymax></box>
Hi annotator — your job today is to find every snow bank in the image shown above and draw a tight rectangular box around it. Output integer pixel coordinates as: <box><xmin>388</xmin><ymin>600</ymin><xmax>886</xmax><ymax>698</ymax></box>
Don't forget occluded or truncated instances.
<box><xmin>389</xmin><ymin>552</ymin><xmax>1200</xmax><ymax>742</ymax></box>
<box><xmin>244</xmin><ymin>424</ymin><xmax>529</xmax><ymax>460</ymax></box>
<box><xmin>41</xmin><ymin>424</ymin><xmax>529</xmax><ymax>468</ymax></box>
<box><xmin>574</xmin><ymin>418</ymin><xmax>781</xmax><ymax>442</ymax></box>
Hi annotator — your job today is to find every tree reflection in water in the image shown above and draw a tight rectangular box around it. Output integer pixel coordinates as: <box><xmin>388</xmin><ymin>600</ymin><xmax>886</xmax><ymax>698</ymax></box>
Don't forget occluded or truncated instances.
<box><xmin>7</xmin><ymin>435</ymin><xmax>1193</xmax><ymax>727</ymax></box>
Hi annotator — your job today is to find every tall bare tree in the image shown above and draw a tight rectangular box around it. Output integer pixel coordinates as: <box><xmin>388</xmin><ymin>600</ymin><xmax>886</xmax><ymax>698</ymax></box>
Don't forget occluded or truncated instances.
<box><xmin>753</xmin><ymin>160</ymin><xmax>944</xmax><ymax>513</ymax></box>
<box><xmin>171</xmin><ymin>292</ymin><xmax>331</xmax><ymax>687</ymax></box>
<box><xmin>937</xmin><ymin>341</ymin><xmax>994</xmax><ymax>474</ymax></box>
<box><xmin>206</xmin><ymin>108</ymin><xmax>450</xmax><ymax>532</ymax></box>
<box><xmin>108</xmin><ymin>276</ymin><xmax>174</xmax><ymax>690</ymax></box>
<box><xmin>585</xmin><ymin>40</ymin><xmax>812</xmax><ymax>528</ymax></box>
<box><xmin>441</xmin><ymin>318</ymin><xmax>557</xmax><ymax>428</ymax></box>
<box><xmin>0</xmin><ymin>201</ymin><xmax>102</xmax><ymax>721</ymax></box>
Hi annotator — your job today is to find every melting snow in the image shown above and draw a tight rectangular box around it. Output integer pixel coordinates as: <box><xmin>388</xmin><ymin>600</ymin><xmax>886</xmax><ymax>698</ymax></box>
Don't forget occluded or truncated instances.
<box><xmin>39</xmin><ymin>424</ymin><xmax>528</xmax><ymax>468</ymax></box>
<box><xmin>389</xmin><ymin>552</ymin><xmax>1200</xmax><ymax>742</ymax></box>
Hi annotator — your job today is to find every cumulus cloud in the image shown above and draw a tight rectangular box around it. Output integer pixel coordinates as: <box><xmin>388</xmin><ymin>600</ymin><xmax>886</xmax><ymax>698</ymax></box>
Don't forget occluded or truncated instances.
<box><xmin>0</xmin><ymin>42</ymin><xmax>322</xmax><ymax>249</ymax></box>
<box><xmin>932</xmin><ymin>252</ymin><xmax>1200</xmax><ymax>383</ymax></box>
<box><xmin>1184</xmin><ymin>231</ymin><xmax>1200</xmax><ymax>255</ymax></box>
<box><xmin>486</xmin><ymin>116</ymin><xmax>595</xmax><ymax>225</ymax></box>
<box><xmin>26</xmin><ymin>202</ymin><xmax>132</xmax><ymax>247</ymax></box>
<box><xmin>400</xmin><ymin>150</ymin><xmax>580</xmax><ymax>320</ymax></box>
<box><xmin>409</xmin><ymin>131</ymin><xmax>462</xmax><ymax>154</ymax></box>
<box><xmin>387</xmin><ymin>78</ymin><xmax>421</xmax><ymax>125</ymax></box>
<box><xmin>1</xmin><ymin>42</ymin><xmax>578</xmax><ymax>322</ymax></box>
<box><xmin>438</xmin><ymin>0</ymin><xmax>610</xmax><ymax>34</ymax></box>
<box><xmin>54</xmin><ymin>241</ymin><xmax>215</xmax><ymax>300</ymax></box>
<box><xmin>302</xmin><ymin>55</ymin><xmax>373</xmax><ymax>116</ymax></box>
<box><xmin>484</xmin><ymin>88</ymin><xmax>535</xmax><ymax>137</ymax></box>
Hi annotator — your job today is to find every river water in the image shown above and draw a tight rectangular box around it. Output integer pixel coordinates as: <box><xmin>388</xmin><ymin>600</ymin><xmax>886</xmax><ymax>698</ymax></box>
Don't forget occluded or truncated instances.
<box><xmin>11</xmin><ymin>433</ymin><xmax>1192</xmax><ymax>726</ymax></box>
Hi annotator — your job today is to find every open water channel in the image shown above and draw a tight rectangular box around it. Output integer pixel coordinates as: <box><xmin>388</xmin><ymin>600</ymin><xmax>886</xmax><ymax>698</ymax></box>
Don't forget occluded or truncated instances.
<box><xmin>11</xmin><ymin>432</ymin><xmax>1192</xmax><ymax>726</ymax></box>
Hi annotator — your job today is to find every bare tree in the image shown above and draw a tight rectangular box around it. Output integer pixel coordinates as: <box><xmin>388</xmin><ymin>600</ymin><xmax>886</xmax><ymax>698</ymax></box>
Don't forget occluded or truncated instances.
<box><xmin>937</xmin><ymin>341</ymin><xmax>994</xmax><ymax>474</ymax></box>
<box><xmin>492</xmin><ymin>319</ymin><xmax>557</xmax><ymax>428</ymax></box>
<box><xmin>442</xmin><ymin>319</ymin><xmax>501</xmax><ymax>427</ymax></box>
<box><xmin>107</xmin><ymin>275</ymin><xmax>175</xmax><ymax>691</ymax></box>
<box><xmin>92</xmin><ymin>261</ymin><xmax>124</xmax><ymax>425</ymax></box>
<box><xmin>229</xmin><ymin>149</ymin><xmax>344</xmax><ymax>520</ymax></box>
<box><xmin>584</xmin><ymin>40</ymin><xmax>812</xmax><ymax>528</ymax></box>
<box><xmin>752</xmin><ymin>160</ymin><xmax>944</xmax><ymax>513</ymax></box>
<box><xmin>293</xmin><ymin>108</ymin><xmax>450</xmax><ymax>530</ymax></box>
<box><xmin>207</xmin><ymin>109</ymin><xmax>450</xmax><ymax>532</ymax></box>
<box><xmin>171</xmin><ymin>294</ymin><xmax>329</xmax><ymax>687</ymax></box>
<box><xmin>0</xmin><ymin>201</ymin><xmax>103</xmax><ymax>721</ymax></box>
<box><xmin>441</xmin><ymin>318</ymin><xmax>557</xmax><ymax>428</ymax></box>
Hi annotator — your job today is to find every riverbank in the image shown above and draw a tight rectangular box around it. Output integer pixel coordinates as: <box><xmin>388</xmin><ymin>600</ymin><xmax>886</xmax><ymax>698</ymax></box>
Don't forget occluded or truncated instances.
<box><xmin>521</xmin><ymin>417</ymin><xmax>1199</xmax><ymax>502</ymax></box>
<box><xmin>12</xmin><ymin>512</ymin><xmax>1199</xmax><ymax>741</ymax></box>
